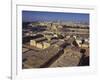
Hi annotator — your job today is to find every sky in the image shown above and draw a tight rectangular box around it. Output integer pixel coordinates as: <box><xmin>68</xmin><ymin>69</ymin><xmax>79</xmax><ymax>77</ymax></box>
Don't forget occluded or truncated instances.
<box><xmin>22</xmin><ymin>11</ymin><xmax>89</xmax><ymax>24</ymax></box>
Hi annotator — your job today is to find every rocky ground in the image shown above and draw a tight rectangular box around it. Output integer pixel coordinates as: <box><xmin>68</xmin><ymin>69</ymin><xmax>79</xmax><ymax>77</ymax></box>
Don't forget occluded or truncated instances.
<box><xmin>22</xmin><ymin>45</ymin><xmax>89</xmax><ymax>69</ymax></box>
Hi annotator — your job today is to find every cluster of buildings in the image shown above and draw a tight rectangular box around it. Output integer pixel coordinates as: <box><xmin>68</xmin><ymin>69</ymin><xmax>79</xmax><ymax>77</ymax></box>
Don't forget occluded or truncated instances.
<box><xmin>28</xmin><ymin>33</ymin><xmax>89</xmax><ymax>49</ymax></box>
<box><xmin>22</xmin><ymin>21</ymin><xmax>89</xmax><ymax>50</ymax></box>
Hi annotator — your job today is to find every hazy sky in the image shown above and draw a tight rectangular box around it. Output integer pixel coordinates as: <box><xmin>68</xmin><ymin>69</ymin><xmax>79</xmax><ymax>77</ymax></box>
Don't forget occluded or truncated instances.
<box><xmin>22</xmin><ymin>11</ymin><xmax>89</xmax><ymax>23</ymax></box>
